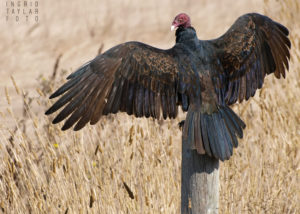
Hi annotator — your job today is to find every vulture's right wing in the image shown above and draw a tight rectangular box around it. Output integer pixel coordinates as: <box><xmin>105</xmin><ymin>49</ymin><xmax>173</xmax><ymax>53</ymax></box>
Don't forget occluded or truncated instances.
<box><xmin>45</xmin><ymin>42</ymin><xmax>195</xmax><ymax>131</ymax></box>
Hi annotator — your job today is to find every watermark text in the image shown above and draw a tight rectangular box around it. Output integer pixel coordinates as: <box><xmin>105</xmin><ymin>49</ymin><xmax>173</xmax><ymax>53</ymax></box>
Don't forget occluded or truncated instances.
<box><xmin>6</xmin><ymin>1</ymin><xmax>39</xmax><ymax>22</ymax></box>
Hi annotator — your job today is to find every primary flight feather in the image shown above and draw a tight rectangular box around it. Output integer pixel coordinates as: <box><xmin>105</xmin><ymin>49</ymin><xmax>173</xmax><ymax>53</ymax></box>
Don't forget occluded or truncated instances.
<box><xmin>46</xmin><ymin>13</ymin><xmax>291</xmax><ymax>161</ymax></box>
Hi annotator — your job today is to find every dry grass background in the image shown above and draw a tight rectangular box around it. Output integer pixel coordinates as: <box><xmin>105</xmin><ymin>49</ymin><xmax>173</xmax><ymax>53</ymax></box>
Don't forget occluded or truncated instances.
<box><xmin>0</xmin><ymin>0</ymin><xmax>299</xmax><ymax>213</ymax></box>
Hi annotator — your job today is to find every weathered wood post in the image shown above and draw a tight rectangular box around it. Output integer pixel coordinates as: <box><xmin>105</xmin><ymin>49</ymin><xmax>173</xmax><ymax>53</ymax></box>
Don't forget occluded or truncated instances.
<box><xmin>181</xmin><ymin>136</ymin><xmax>219</xmax><ymax>214</ymax></box>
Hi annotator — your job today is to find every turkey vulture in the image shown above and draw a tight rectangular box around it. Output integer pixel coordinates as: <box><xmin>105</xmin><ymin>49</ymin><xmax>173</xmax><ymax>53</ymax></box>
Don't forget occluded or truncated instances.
<box><xmin>45</xmin><ymin>13</ymin><xmax>291</xmax><ymax>161</ymax></box>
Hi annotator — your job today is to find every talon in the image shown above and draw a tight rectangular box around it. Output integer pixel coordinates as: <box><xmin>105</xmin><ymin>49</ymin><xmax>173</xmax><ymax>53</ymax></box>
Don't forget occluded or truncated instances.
<box><xmin>178</xmin><ymin>120</ymin><xmax>185</xmax><ymax>129</ymax></box>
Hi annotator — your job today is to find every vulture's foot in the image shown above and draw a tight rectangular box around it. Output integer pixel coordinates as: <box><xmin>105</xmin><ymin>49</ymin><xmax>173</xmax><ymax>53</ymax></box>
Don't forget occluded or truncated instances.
<box><xmin>178</xmin><ymin>120</ymin><xmax>185</xmax><ymax>129</ymax></box>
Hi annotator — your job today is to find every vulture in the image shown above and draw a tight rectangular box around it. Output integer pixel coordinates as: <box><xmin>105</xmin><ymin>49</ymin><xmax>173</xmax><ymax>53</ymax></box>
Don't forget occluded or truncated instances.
<box><xmin>45</xmin><ymin>13</ymin><xmax>291</xmax><ymax>161</ymax></box>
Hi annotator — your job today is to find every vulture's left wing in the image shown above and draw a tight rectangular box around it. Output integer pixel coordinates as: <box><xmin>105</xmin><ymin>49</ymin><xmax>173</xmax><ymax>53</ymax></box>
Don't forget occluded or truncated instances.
<box><xmin>209</xmin><ymin>13</ymin><xmax>291</xmax><ymax>105</ymax></box>
<box><xmin>45</xmin><ymin>42</ymin><xmax>194</xmax><ymax>131</ymax></box>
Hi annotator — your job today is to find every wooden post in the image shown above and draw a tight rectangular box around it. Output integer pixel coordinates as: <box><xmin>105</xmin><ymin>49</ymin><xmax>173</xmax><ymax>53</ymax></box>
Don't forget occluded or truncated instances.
<box><xmin>181</xmin><ymin>136</ymin><xmax>219</xmax><ymax>214</ymax></box>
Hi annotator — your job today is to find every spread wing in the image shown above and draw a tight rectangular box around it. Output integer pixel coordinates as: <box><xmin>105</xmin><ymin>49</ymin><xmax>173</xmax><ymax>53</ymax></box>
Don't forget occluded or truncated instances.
<box><xmin>209</xmin><ymin>13</ymin><xmax>291</xmax><ymax>105</ymax></box>
<box><xmin>45</xmin><ymin>42</ymin><xmax>194</xmax><ymax>131</ymax></box>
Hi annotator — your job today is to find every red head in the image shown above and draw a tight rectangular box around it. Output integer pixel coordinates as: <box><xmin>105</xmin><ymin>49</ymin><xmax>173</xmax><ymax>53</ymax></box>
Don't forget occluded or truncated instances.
<box><xmin>171</xmin><ymin>13</ymin><xmax>191</xmax><ymax>31</ymax></box>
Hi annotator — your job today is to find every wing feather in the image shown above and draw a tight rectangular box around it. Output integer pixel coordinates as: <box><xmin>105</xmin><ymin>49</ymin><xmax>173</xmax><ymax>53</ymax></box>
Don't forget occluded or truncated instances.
<box><xmin>46</xmin><ymin>42</ymin><xmax>193</xmax><ymax>130</ymax></box>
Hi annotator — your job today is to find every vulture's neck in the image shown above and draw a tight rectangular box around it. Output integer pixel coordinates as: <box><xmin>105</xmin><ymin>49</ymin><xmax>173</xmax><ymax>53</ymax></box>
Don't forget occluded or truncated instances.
<box><xmin>175</xmin><ymin>27</ymin><xmax>198</xmax><ymax>44</ymax></box>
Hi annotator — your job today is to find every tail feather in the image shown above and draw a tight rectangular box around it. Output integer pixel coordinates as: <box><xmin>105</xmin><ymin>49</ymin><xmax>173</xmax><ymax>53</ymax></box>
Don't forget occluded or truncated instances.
<box><xmin>207</xmin><ymin>114</ymin><xmax>222</xmax><ymax>159</ymax></box>
<box><xmin>194</xmin><ymin>113</ymin><xmax>205</xmax><ymax>154</ymax></box>
<box><xmin>183</xmin><ymin>105</ymin><xmax>245</xmax><ymax>161</ymax></box>
<box><xmin>200</xmin><ymin>115</ymin><xmax>212</xmax><ymax>156</ymax></box>
<box><xmin>219</xmin><ymin>108</ymin><xmax>239</xmax><ymax>147</ymax></box>
<box><xmin>213</xmin><ymin>112</ymin><xmax>231</xmax><ymax>159</ymax></box>
<box><xmin>218</xmin><ymin>112</ymin><xmax>233</xmax><ymax>157</ymax></box>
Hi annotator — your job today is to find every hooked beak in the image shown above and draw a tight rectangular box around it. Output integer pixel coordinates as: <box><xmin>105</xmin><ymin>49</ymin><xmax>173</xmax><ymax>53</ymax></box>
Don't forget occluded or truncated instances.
<box><xmin>171</xmin><ymin>21</ymin><xmax>179</xmax><ymax>31</ymax></box>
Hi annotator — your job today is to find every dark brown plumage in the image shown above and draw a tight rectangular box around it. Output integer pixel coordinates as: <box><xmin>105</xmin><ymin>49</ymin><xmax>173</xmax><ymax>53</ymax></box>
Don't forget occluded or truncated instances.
<box><xmin>45</xmin><ymin>13</ymin><xmax>291</xmax><ymax>161</ymax></box>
